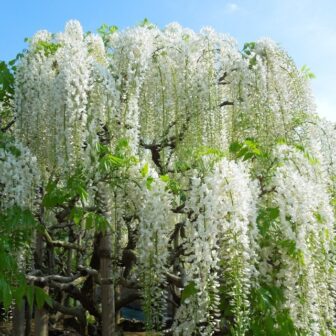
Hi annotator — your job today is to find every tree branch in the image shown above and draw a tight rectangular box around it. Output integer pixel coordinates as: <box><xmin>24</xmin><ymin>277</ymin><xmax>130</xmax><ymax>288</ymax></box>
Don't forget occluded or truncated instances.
<box><xmin>43</xmin><ymin>228</ymin><xmax>85</xmax><ymax>252</ymax></box>
<box><xmin>1</xmin><ymin>118</ymin><xmax>16</xmax><ymax>132</ymax></box>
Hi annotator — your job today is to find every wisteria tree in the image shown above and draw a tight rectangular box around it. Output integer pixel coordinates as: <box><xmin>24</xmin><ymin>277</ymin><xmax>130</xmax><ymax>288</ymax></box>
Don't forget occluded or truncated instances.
<box><xmin>1</xmin><ymin>20</ymin><xmax>336</xmax><ymax>336</ymax></box>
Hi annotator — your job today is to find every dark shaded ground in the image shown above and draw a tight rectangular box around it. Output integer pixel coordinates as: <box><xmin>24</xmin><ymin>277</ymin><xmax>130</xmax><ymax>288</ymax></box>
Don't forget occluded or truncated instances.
<box><xmin>0</xmin><ymin>321</ymin><xmax>151</xmax><ymax>336</ymax></box>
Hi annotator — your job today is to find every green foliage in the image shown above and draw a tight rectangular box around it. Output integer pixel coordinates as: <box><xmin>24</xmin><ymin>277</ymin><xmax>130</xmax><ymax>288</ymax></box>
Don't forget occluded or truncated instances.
<box><xmin>84</xmin><ymin>212</ymin><xmax>110</xmax><ymax>233</ymax></box>
<box><xmin>66</xmin><ymin>204</ymin><xmax>110</xmax><ymax>233</ymax></box>
<box><xmin>0</xmin><ymin>132</ymin><xmax>22</xmax><ymax>157</ymax></box>
<box><xmin>0</xmin><ymin>205</ymin><xmax>36</xmax><ymax>249</ymax></box>
<box><xmin>145</xmin><ymin>176</ymin><xmax>154</xmax><ymax>190</ymax></box>
<box><xmin>34</xmin><ymin>40</ymin><xmax>60</xmax><ymax>56</ymax></box>
<box><xmin>98</xmin><ymin>139</ymin><xmax>138</xmax><ymax>176</ymax></box>
<box><xmin>195</xmin><ymin>146</ymin><xmax>225</xmax><ymax>160</ymax></box>
<box><xmin>140</xmin><ymin>162</ymin><xmax>149</xmax><ymax>177</ymax></box>
<box><xmin>0</xmin><ymin>278</ymin><xmax>13</xmax><ymax>310</ymax></box>
<box><xmin>0</xmin><ymin>206</ymin><xmax>42</xmax><ymax>310</ymax></box>
<box><xmin>180</xmin><ymin>282</ymin><xmax>198</xmax><ymax>303</ymax></box>
<box><xmin>0</xmin><ymin>61</ymin><xmax>14</xmax><ymax>105</ymax></box>
<box><xmin>43</xmin><ymin>170</ymin><xmax>88</xmax><ymax>208</ymax></box>
<box><xmin>242</xmin><ymin>42</ymin><xmax>257</xmax><ymax>68</ymax></box>
<box><xmin>43</xmin><ymin>139</ymin><xmax>139</xmax><ymax>235</ymax></box>
<box><xmin>0</xmin><ymin>59</ymin><xmax>16</xmax><ymax>131</ymax></box>
<box><xmin>97</xmin><ymin>23</ymin><xmax>118</xmax><ymax>45</ymax></box>
<box><xmin>300</xmin><ymin>64</ymin><xmax>316</xmax><ymax>79</ymax></box>
<box><xmin>229</xmin><ymin>139</ymin><xmax>263</xmax><ymax>161</ymax></box>
<box><xmin>138</xmin><ymin>18</ymin><xmax>155</xmax><ymax>29</ymax></box>
<box><xmin>242</xmin><ymin>42</ymin><xmax>256</xmax><ymax>56</ymax></box>
<box><xmin>257</xmin><ymin>207</ymin><xmax>279</xmax><ymax>236</ymax></box>
<box><xmin>250</xmin><ymin>284</ymin><xmax>297</xmax><ymax>336</ymax></box>
<box><xmin>178</xmin><ymin>145</ymin><xmax>226</xmax><ymax>174</ymax></box>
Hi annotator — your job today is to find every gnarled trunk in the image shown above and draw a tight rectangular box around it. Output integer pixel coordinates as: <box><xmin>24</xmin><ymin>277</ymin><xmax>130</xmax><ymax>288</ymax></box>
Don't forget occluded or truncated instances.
<box><xmin>34</xmin><ymin>232</ymin><xmax>48</xmax><ymax>336</ymax></box>
<box><xmin>99</xmin><ymin>230</ymin><xmax>116</xmax><ymax>336</ymax></box>
<box><xmin>12</xmin><ymin>302</ymin><xmax>25</xmax><ymax>336</ymax></box>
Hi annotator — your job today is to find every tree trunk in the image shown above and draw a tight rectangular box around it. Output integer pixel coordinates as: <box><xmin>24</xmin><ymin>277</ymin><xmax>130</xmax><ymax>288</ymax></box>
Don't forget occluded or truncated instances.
<box><xmin>12</xmin><ymin>302</ymin><xmax>25</xmax><ymax>336</ymax></box>
<box><xmin>35</xmin><ymin>304</ymin><xmax>49</xmax><ymax>336</ymax></box>
<box><xmin>34</xmin><ymin>232</ymin><xmax>49</xmax><ymax>336</ymax></box>
<box><xmin>25</xmin><ymin>302</ymin><xmax>32</xmax><ymax>336</ymax></box>
<box><xmin>96</xmin><ymin>182</ymin><xmax>116</xmax><ymax>335</ymax></box>
<box><xmin>100</xmin><ymin>230</ymin><xmax>116</xmax><ymax>336</ymax></box>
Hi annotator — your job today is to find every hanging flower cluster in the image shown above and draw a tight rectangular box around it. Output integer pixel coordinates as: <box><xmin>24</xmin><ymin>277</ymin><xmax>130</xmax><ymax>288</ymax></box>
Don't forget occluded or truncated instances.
<box><xmin>134</xmin><ymin>164</ymin><xmax>174</xmax><ymax>329</ymax></box>
<box><xmin>174</xmin><ymin>159</ymin><xmax>258</xmax><ymax>335</ymax></box>
<box><xmin>305</xmin><ymin>118</ymin><xmax>336</xmax><ymax>194</ymax></box>
<box><xmin>226</xmin><ymin>39</ymin><xmax>315</xmax><ymax>150</ymax></box>
<box><xmin>15</xmin><ymin>21</ymin><xmax>107</xmax><ymax>176</ymax></box>
<box><xmin>0</xmin><ymin>136</ymin><xmax>39</xmax><ymax>211</ymax></box>
<box><xmin>15</xmin><ymin>21</ymin><xmax>318</xmax><ymax>176</ymax></box>
<box><xmin>269</xmin><ymin>145</ymin><xmax>335</xmax><ymax>334</ymax></box>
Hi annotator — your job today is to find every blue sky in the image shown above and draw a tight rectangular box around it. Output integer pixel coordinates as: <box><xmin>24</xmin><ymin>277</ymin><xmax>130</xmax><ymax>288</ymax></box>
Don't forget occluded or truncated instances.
<box><xmin>1</xmin><ymin>0</ymin><xmax>335</xmax><ymax>120</ymax></box>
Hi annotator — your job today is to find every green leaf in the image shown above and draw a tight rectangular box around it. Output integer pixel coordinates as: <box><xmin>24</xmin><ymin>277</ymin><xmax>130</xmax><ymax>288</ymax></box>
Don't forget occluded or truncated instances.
<box><xmin>139</xmin><ymin>18</ymin><xmax>154</xmax><ymax>28</ymax></box>
<box><xmin>84</xmin><ymin>212</ymin><xmax>110</xmax><ymax>233</ymax></box>
<box><xmin>141</xmin><ymin>163</ymin><xmax>149</xmax><ymax>177</ymax></box>
<box><xmin>0</xmin><ymin>278</ymin><xmax>12</xmax><ymax>310</ymax></box>
<box><xmin>174</xmin><ymin>160</ymin><xmax>190</xmax><ymax>172</ymax></box>
<box><xmin>243</xmin><ymin>41</ymin><xmax>256</xmax><ymax>55</ymax></box>
<box><xmin>243</xmin><ymin>152</ymin><xmax>254</xmax><ymax>161</ymax></box>
<box><xmin>115</xmin><ymin>138</ymin><xmax>128</xmax><ymax>152</ymax></box>
<box><xmin>244</xmin><ymin>139</ymin><xmax>261</xmax><ymax>155</ymax></box>
<box><xmin>8</xmin><ymin>145</ymin><xmax>21</xmax><ymax>157</ymax></box>
<box><xmin>26</xmin><ymin>285</ymin><xmax>34</xmax><ymax>308</ymax></box>
<box><xmin>181</xmin><ymin>282</ymin><xmax>198</xmax><ymax>303</ymax></box>
<box><xmin>70</xmin><ymin>207</ymin><xmax>85</xmax><ymax>225</ymax></box>
<box><xmin>268</xmin><ymin>207</ymin><xmax>280</xmax><ymax>220</ymax></box>
<box><xmin>229</xmin><ymin>141</ymin><xmax>242</xmax><ymax>154</ymax></box>
<box><xmin>100</xmin><ymin>154</ymin><xmax>124</xmax><ymax>171</ymax></box>
<box><xmin>160</xmin><ymin>174</ymin><xmax>170</xmax><ymax>183</ymax></box>
<box><xmin>237</xmin><ymin>146</ymin><xmax>249</xmax><ymax>158</ymax></box>
<box><xmin>146</xmin><ymin>176</ymin><xmax>154</xmax><ymax>190</ymax></box>
<box><xmin>85</xmin><ymin>212</ymin><xmax>95</xmax><ymax>230</ymax></box>
<box><xmin>34</xmin><ymin>287</ymin><xmax>52</xmax><ymax>309</ymax></box>
<box><xmin>304</xmin><ymin>151</ymin><xmax>319</xmax><ymax>165</ymax></box>
<box><xmin>257</xmin><ymin>207</ymin><xmax>279</xmax><ymax>235</ymax></box>
<box><xmin>34</xmin><ymin>41</ymin><xmax>60</xmax><ymax>56</ymax></box>
<box><xmin>42</xmin><ymin>188</ymin><xmax>69</xmax><ymax>208</ymax></box>
<box><xmin>182</xmin><ymin>34</ymin><xmax>190</xmax><ymax>42</ymax></box>
<box><xmin>279</xmin><ymin>239</ymin><xmax>297</xmax><ymax>257</ymax></box>
<box><xmin>77</xmin><ymin>185</ymin><xmax>88</xmax><ymax>202</ymax></box>
<box><xmin>300</xmin><ymin>64</ymin><xmax>316</xmax><ymax>79</ymax></box>
<box><xmin>109</xmin><ymin>25</ymin><xmax>118</xmax><ymax>34</ymax></box>
<box><xmin>97</xmin><ymin>24</ymin><xmax>118</xmax><ymax>45</ymax></box>
<box><xmin>195</xmin><ymin>146</ymin><xmax>224</xmax><ymax>159</ymax></box>
<box><xmin>313</xmin><ymin>212</ymin><xmax>324</xmax><ymax>224</ymax></box>
<box><xmin>12</xmin><ymin>284</ymin><xmax>26</xmax><ymax>309</ymax></box>
<box><xmin>95</xmin><ymin>215</ymin><xmax>110</xmax><ymax>233</ymax></box>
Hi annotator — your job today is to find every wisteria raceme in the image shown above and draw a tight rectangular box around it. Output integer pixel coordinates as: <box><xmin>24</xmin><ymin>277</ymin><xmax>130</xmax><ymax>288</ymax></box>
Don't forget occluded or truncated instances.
<box><xmin>15</xmin><ymin>21</ymin><xmax>101</xmax><ymax>176</ymax></box>
<box><xmin>135</xmin><ymin>165</ymin><xmax>174</xmax><ymax>328</ymax></box>
<box><xmin>174</xmin><ymin>159</ymin><xmax>258</xmax><ymax>335</ymax></box>
<box><xmin>270</xmin><ymin>145</ymin><xmax>335</xmax><ymax>335</ymax></box>
<box><xmin>0</xmin><ymin>137</ymin><xmax>39</xmax><ymax>211</ymax></box>
<box><xmin>173</xmin><ymin>174</ymin><xmax>221</xmax><ymax>336</ymax></box>
<box><xmin>14</xmin><ymin>21</ymin><xmax>318</xmax><ymax>174</ymax></box>
<box><xmin>225</xmin><ymin>39</ymin><xmax>316</xmax><ymax>158</ymax></box>
<box><xmin>305</xmin><ymin>118</ymin><xmax>336</xmax><ymax>191</ymax></box>
<box><xmin>108</xmin><ymin>26</ymin><xmax>156</xmax><ymax>154</ymax></box>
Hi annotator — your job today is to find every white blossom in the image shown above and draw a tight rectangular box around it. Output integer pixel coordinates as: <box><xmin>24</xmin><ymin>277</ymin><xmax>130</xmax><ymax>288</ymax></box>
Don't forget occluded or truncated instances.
<box><xmin>0</xmin><ymin>138</ymin><xmax>39</xmax><ymax>210</ymax></box>
<box><xmin>174</xmin><ymin>159</ymin><xmax>258</xmax><ymax>335</ymax></box>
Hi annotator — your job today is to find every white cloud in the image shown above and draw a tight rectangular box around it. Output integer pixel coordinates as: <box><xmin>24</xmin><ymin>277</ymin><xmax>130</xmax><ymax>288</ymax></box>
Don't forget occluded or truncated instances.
<box><xmin>226</xmin><ymin>3</ymin><xmax>239</xmax><ymax>13</ymax></box>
